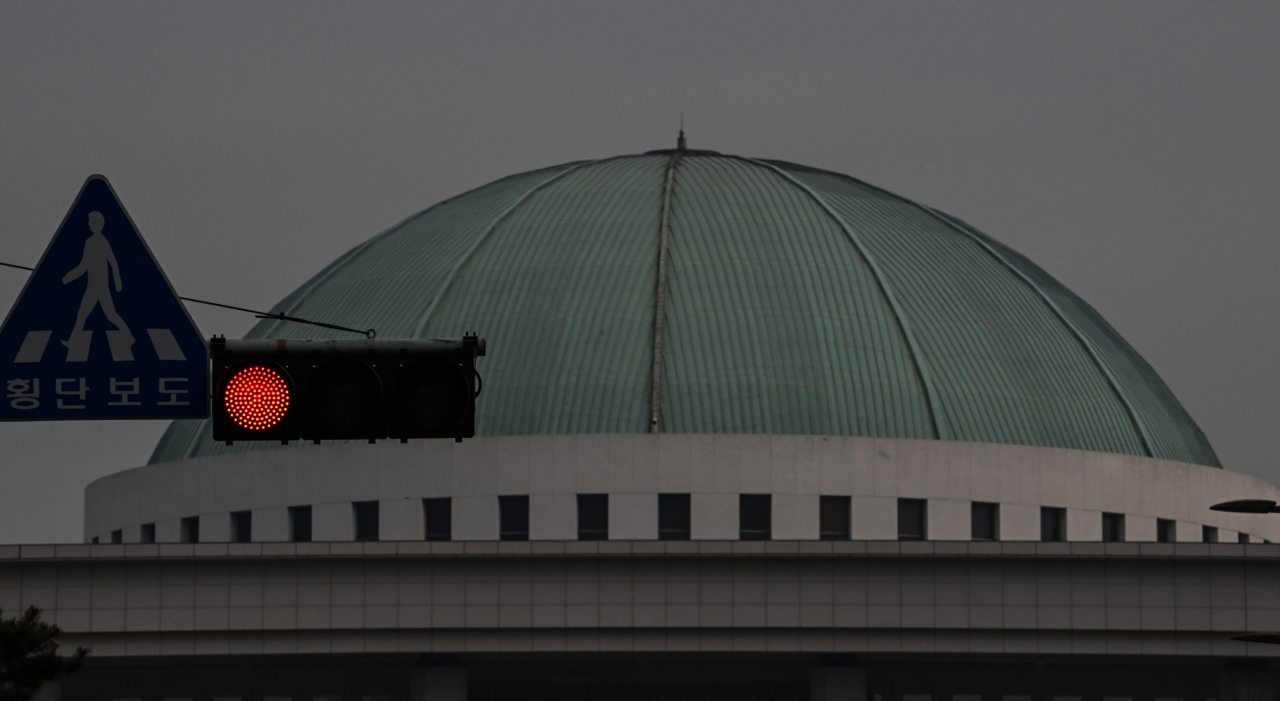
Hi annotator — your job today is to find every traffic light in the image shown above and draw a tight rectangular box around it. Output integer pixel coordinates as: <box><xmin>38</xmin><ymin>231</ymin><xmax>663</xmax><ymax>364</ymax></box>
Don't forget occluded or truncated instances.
<box><xmin>211</xmin><ymin>335</ymin><xmax>484</xmax><ymax>444</ymax></box>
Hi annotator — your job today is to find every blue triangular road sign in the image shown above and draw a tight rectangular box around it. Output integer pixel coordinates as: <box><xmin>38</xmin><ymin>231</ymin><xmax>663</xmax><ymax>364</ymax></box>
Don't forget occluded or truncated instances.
<box><xmin>0</xmin><ymin>175</ymin><xmax>208</xmax><ymax>420</ymax></box>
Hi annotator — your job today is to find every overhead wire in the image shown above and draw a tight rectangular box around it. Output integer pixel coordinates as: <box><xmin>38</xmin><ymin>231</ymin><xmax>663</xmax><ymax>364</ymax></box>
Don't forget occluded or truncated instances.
<box><xmin>0</xmin><ymin>259</ymin><xmax>375</xmax><ymax>338</ymax></box>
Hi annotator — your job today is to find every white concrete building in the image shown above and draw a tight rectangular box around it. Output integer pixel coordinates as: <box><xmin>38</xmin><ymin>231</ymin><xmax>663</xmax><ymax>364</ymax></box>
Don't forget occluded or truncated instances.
<box><xmin>8</xmin><ymin>146</ymin><xmax>1280</xmax><ymax>699</ymax></box>
<box><xmin>86</xmin><ymin>435</ymin><xmax>1280</xmax><ymax>547</ymax></box>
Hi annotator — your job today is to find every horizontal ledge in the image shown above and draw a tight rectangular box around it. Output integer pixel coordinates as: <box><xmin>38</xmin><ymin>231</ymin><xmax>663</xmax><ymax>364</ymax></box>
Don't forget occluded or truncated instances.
<box><xmin>56</xmin><ymin>627</ymin><xmax>1280</xmax><ymax>659</ymax></box>
<box><xmin>1</xmin><ymin>540</ymin><xmax>1273</xmax><ymax>562</ymax></box>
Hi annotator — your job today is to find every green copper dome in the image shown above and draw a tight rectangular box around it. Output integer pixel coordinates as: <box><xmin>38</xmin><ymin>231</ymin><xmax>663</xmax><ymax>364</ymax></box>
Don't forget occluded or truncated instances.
<box><xmin>151</xmin><ymin>151</ymin><xmax>1219</xmax><ymax>467</ymax></box>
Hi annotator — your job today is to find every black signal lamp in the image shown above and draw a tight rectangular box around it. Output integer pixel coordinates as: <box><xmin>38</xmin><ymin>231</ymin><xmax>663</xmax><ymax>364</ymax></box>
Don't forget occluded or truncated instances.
<box><xmin>211</xmin><ymin>335</ymin><xmax>484</xmax><ymax>444</ymax></box>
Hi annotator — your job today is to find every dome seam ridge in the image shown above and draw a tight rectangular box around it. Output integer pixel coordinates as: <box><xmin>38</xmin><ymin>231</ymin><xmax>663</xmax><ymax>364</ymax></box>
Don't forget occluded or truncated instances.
<box><xmin>920</xmin><ymin>205</ymin><xmax>1159</xmax><ymax>461</ymax></box>
<box><xmin>409</xmin><ymin>157</ymin><xmax>620</xmax><ymax>339</ymax></box>
<box><xmin>649</xmin><ymin>152</ymin><xmax>682</xmax><ymax>433</ymax></box>
<box><xmin>734</xmin><ymin>156</ymin><xmax>949</xmax><ymax>441</ymax></box>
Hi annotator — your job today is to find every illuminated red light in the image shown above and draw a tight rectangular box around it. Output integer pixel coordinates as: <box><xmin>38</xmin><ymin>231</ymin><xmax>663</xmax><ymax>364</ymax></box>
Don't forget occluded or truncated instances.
<box><xmin>223</xmin><ymin>365</ymin><xmax>291</xmax><ymax>431</ymax></box>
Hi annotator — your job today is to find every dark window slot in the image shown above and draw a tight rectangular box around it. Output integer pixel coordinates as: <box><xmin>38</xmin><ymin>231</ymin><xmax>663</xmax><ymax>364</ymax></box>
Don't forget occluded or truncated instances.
<box><xmin>424</xmin><ymin>497</ymin><xmax>452</xmax><ymax>541</ymax></box>
<box><xmin>819</xmin><ymin>496</ymin><xmax>851</xmax><ymax>541</ymax></box>
<box><xmin>1203</xmin><ymin>525</ymin><xmax>1218</xmax><ymax>543</ymax></box>
<box><xmin>1157</xmin><ymin>518</ymin><xmax>1176</xmax><ymax>543</ymax></box>
<box><xmin>289</xmin><ymin>505</ymin><xmax>312</xmax><ymax>543</ymax></box>
<box><xmin>180</xmin><ymin>516</ymin><xmax>200</xmax><ymax>544</ymax></box>
<box><xmin>231</xmin><ymin>510</ymin><xmax>252</xmax><ymax>543</ymax></box>
<box><xmin>739</xmin><ymin>494</ymin><xmax>771</xmax><ymax>541</ymax></box>
<box><xmin>1040</xmin><ymin>506</ymin><xmax>1066</xmax><ymax>542</ymax></box>
<box><xmin>140</xmin><ymin>523</ymin><xmax>155</xmax><ymax>544</ymax></box>
<box><xmin>577</xmin><ymin>494</ymin><xmax>609</xmax><ymax>541</ymax></box>
<box><xmin>971</xmin><ymin>502</ymin><xmax>999</xmax><ymax>541</ymax></box>
<box><xmin>499</xmin><ymin>495</ymin><xmax>529</xmax><ymax>541</ymax></box>
<box><xmin>1102</xmin><ymin>512</ymin><xmax>1125</xmax><ymax>543</ymax></box>
<box><xmin>898</xmin><ymin>498</ymin><xmax>926</xmax><ymax>541</ymax></box>
<box><xmin>354</xmin><ymin>501</ymin><xmax>380</xmax><ymax>541</ymax></box>
<box><xmin>658</xmin><ymin>493</ymin><xmax>691</xmax><ymax>541</ymax></box>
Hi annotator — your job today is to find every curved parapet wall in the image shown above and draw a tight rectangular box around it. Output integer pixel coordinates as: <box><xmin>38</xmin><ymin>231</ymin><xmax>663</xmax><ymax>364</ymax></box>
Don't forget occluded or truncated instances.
<box><xmin>89</xmin><ymin>435</ymin><xmax>1280</xmax><ymax>545</ymax></box>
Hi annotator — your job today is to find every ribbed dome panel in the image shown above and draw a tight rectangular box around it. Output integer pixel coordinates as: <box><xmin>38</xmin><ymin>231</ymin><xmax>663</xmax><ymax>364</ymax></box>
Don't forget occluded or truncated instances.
<box><xmin>778</xmin><ymin>164</ymin><xmax>1145</xmax><ymax>455</ymax></box>
<box><xmin>661</xmin><ymin>157</ymin><xmax>934</xmax><ymax>438</ymax></box>
<box><xmin>420</xmin><ymin>156</ymin><xmax>667</xmax><ymax>434</ymax></box>
<box><xmin>150</xmin><ymin>152</ymin><xmax>1219</xmax><ymax>467</ymax></box>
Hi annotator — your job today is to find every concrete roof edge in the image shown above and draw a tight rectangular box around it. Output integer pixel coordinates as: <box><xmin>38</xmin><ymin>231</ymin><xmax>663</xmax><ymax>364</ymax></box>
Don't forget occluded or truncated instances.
<box><xmin>5</xmin><ymin>540</ymin><xmax>1278</xmax><ymax>563</ymax></box>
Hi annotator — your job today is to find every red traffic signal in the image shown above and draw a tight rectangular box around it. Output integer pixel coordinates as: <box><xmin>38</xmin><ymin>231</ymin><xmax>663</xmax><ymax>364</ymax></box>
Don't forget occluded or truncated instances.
<box><xmin>223</xmin><ymin>364</ymin><xmax>292</xmax><ymax>431</ymax></box>
<box><xmin>211</xmin><ymin>335</ymin><xmax>484</xmax><ymax>444</ymax></box>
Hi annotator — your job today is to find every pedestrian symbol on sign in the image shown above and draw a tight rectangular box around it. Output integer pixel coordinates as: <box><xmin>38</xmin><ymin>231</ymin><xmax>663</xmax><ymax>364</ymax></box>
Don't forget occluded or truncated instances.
<box><xmin>62</xmin><ymin>210</ymin><xmax>134</xmax><ymax>362</ymax></box>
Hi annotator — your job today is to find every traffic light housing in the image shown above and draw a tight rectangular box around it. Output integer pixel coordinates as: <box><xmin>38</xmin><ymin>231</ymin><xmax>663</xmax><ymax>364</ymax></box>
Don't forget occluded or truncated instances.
<box><xmin>211</xmin><ymin>336</ymin><xmax>484</xmax><ymax>444</ymax></box>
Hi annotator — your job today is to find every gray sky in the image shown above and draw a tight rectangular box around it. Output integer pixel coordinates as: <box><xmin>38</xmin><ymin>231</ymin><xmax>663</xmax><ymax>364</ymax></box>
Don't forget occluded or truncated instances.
<box><xmin>2</xmin><ymin>2</ymin><xmax>1278</xmax><ymax>543</ymax></box>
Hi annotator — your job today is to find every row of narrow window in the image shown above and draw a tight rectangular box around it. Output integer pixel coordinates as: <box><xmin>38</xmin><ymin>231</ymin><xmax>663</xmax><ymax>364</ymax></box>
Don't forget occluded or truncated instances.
<box><xmin>96</xmin><ymin>497</ymin><xmax>1256</xmax><ymax>544</ymax></box>
<box><xmin>951</xmin><ymin>503</ymin><xmax>1253</xmax><ymax>544</ymax></box>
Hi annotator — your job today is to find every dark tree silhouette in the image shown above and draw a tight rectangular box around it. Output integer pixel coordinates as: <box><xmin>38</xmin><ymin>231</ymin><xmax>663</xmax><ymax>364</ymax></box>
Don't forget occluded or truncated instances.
<box><xmin>0</xmin><ymin>606</ymin><xmax>88</xmax><ymax>701</ymax></box>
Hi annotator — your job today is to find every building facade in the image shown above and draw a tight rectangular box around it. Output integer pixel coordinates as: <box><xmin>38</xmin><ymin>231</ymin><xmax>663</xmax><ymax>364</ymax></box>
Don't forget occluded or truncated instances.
<box><xmin>8</xmin><ymin>146</ymin><xmax>1280</xmax><ymax>699</ymax></box>
<box><xmin>7</xmin><ymin>538</ymin><xmax>1280</xmax><ymax>699</ymax></box>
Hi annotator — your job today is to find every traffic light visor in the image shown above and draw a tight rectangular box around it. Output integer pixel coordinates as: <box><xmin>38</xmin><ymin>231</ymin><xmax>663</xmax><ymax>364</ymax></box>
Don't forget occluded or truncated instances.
<box><xmin>304</xmin><ymin>358</ymin><xmax>383</xmax><ymax>439</ymax></box>
<box><xmin>392</xmin><ymin>357</ymin><xmax>472</xmax><ymax>436</ymax></box>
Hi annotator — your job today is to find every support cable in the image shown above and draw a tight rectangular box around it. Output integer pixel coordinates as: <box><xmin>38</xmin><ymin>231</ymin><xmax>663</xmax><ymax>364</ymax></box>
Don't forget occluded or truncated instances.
<box><xmin>0</xmin><ymin>260</ymin><xmax>374</xmax><ymax>338</ymax></box>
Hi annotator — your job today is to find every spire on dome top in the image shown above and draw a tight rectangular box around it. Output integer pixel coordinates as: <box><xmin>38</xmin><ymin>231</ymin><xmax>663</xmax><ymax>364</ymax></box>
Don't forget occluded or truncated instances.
<box><xmin>677</xmin><ymin>112</ymin><xmax>686</xmax><ymax>151</ymax></box>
